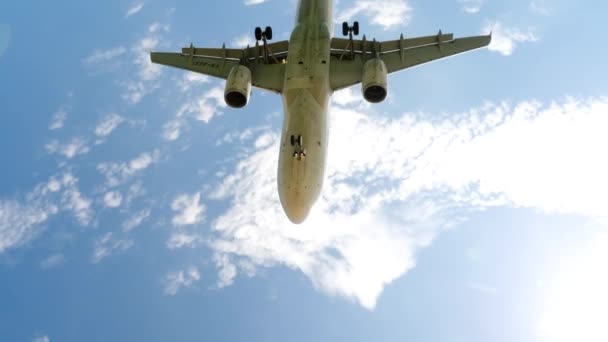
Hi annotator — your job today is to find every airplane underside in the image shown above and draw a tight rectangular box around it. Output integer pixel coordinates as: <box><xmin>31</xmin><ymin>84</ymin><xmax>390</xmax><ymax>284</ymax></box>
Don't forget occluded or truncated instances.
<box><xmin>150</xmin><ymin>0</ymin><xmax>491</xmax><ymax>223</ymax></box>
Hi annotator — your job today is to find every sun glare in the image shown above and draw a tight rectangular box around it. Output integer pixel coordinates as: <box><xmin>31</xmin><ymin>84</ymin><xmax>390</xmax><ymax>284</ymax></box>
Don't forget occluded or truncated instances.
<box><xmin>537</xmin><ymin>231</ymin><xmax>608</xmax><ymax>342</ymax></box>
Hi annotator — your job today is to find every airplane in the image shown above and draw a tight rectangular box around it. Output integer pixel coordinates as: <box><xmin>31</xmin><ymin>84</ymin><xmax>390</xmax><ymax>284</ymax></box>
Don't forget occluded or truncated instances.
<box><xmin>151</xmin><ymin>0</ymin><xmax>491</xmax><ymax>224</ymax></box>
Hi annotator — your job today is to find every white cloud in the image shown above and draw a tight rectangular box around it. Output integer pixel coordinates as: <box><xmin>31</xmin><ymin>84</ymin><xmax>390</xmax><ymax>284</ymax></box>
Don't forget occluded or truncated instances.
<box><xmin>171</xmin><ymin>193</ymin><xmax>205</xmax><ymax>226</ymax></box>
<box><xmin>49</xmin><ymin>107</ymin><xmax>68</xmax><ymax>130</ymax></box>
<box><xmin>458</xmin><ymin>0</ymin><xmax>483</xmax><ymax>13</ymax></box>
<box><xmin>231</xmin><ymin>34</ymin><xmax>251</xmax><ymax>48</ymax></box>
<box><xmin>178</xmin><ymin>73</ymin><xmax>209</xmax><ymax>93</ymax></box>
<box><xmin>98</xmin><ymin>150</ymin><xmax>160</xmax><ymax>187</ymax></box>
<box><xmin>484</xmin><ymin>21</ymin><xmax>538</xmax><ymax>56</ymax></box>
<box><xmin>206</xmin><ymin>95</ymin><xmax>608</xmax><ymax>309</ymax></box>
<box><xmin>124</xmin><ymin>182</ymin><xmax>146</xmax><ymax>205</ymax></box>
<box><xmin>162</xmin><ymin>119</ymin><xmax>184</xmax><ymax>141</ymax></box>
<box><xmin>126</xmin><ymin>3</ymin><xmax>144</xmax><ymax>17</ymax></box>
<box><xmin>33</xmin><ymin>336</ymin><xmax>50</xmax><ymax>342</ymax></box>
<box><xmin>95</xmin><ymin>113</ymin><xmax>125</xmax><ymax>137</ymax></box>
<box><xmin>337</xmin><ymin>0</ymin><xmax>412</xmax><ymax>31</ymax></box>
<box><xmin>531</xmin><ymin>0</ymin><xmax>552</xmax><ymax>15</ymax></box>
<box><xmin>162</xmin><ymin>86</ymin><xmax>226</xmax><ymax>141</ymax></box>
<box><xmin>0</xmin><ymin>200</ymin><xmax>57</xmax><ymax>253</ymax></box>
<box><xmin>58</xmin><ymin>173</ymin><xmax>94</xmax><ymax>226</ymax></box>
<box><xmin>45</xmin><ymin>138</ymin><xmax>90</xmax><ymax>159</ymax></box>
<box><xmin>163</xmin><ymin>266</ymin><xmax>201</xmax><ymax>295</ymax></box>
<box><xmin>214</xmin><ymin>253</ymin><xmax>237</xmax><ymax>288</ymax></box>
<box><xmin>183</xmin><ymin>86</ymin><xmax>226</xmax><ymax>123</ymax></box>
<box><xmin>123</xmin><ymin>208</ymin><xmax>151</xmax><ymax>232</ymax></box>
<box><xmin>122</xmin><ymin>23</ymin><xmax>168</xmax><ymax>104</ymax></box>
<box><xmin>103</xmin><ymin>191</ymin><xmax>123</xmax><ymax>208</ymax></box>
<box><xmin>40</xmin><ymin>254</ymin><xmax>66</xmax><ymax>269</ymax></box>
<box><xmin>0</xmin><ymin>173</ymin><xmax>93</xmax><ymax>253</ymax></box>
<box><xmin>244</xmin><ymin>0</ymin><xmax>267</xmax><ymax>5</ymax></box>
<box><xmin>166</xmin><ymin>233</ymin><xmax>203</xmax><ymax>249</ymax></box>
<box><xmin>332</xmin><ymin>87</ymin><xmax>365</xmax><ymax>107</ymax></box>
<box><xmin>92</xmin><ymin>233</ymin><xmax>134</xmax><ymax>263</ymax></box>
<box><xmin>84</xmin><ymin>46</ymin><xmax>127</xmax><ymax>66</ymax></box>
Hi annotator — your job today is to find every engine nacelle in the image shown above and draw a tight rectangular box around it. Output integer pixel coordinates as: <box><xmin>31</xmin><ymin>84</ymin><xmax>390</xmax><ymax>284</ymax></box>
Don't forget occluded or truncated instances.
<box><xmin>361</xmin><ymin>58</ymin><xmax>388</xmax><ymax>103</ymax></box>
<box><xmin>224</xmin><ymin>65</ymin><xmax>252</xmax><ymax>108</ymax></box>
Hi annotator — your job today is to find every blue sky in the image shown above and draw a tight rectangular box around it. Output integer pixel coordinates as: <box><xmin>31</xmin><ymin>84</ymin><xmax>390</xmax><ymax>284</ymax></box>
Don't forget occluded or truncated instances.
<box><xmin>1</xmin><ymin>0</ymin><xmax>608</xmax><ymax>341</ymax></box>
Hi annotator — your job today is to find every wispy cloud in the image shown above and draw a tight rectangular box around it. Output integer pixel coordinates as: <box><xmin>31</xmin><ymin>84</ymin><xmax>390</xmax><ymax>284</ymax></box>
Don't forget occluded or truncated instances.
<box><xmin>0</xmin><ymin>200</ymin><xmax>57</xmax><ymax>253</ymax></box>
<box><xmin>57</xmin><ymin>173</ymin><xmax>94</xmax><ymax>226</ymax></box>
<box><xmin>1</xmin><ymin>173</ymin><xmax>92</xmax><ymax>253</ymax></box>
<box><xmin>214</xmin><ymin>253</ymin><xmax>237</xmax><ymax>288</ymax></box>
<box><xmin>98</xmin><ymin>150</ymin><xmax>160</xmax><ymax>187</ymax></box>
<box><xmin>162</xmin><ymin>86</ymin><xmax>226</xmax><ymax>141</ymax></box>
<box><xmin>45</xmin><ymin>138</ymin><xmax>90</xmax><ymax>159</ymax></box>
<box><xmin>458</xmin><ymin>0</ymin><xmax>484</xmax><ymax>13</ymax></box>
<box><xmin>92</xmin><ymin>233</ymin><xmax>133</xmax><ymax>263</ymax></box>
<box><xmin>244</xmin><ymin>0</ymin><xmax>267</xmax><ymax>5</ymax></box>
<box><xmin>484</xmin><ymin>21</ymin><xmax>538</xmax><ymax>56</ymax></box>
<box><xmin>531</xmin><ymin>0</ymin><xmax>552</xmax><ymax>15</ymax></box>
<box><xmin>231</xmin><ymin>34</ymin><xmax>251</xmax><ymax>48</ymax></box>
<box><xmin>49</xmin><ymin>106</ymin><xmax>68</xmax><ymax>130</ymax></box>
<box><xmin>171</xmin><ymin>193</ymin><xmax>205</xmax><ymax>226</ymax></box>
<box><xmin>95</xmin><ymin>113</ymin><xmax>125</xmax><ymax>138</ymax></box>
<box><xmin>163</xmin><ymin>266</ymin><xmax>201</xmax><ymax>295</ymax></box>
<box><xmin>122</xmin><ymin>22</ymin><xmax>168</xmax><ymax>104</ymax></box>
<box><xmin>337</xmin><ymin>0</ymin><xmax>412</xmax><ymax>31</ymax></box>
<box><xmin>126</xmin><ymin>3</ymin><xmax>145</xmax><ymax>18</ymax></box>
<box><xmin>103</xmin><ymin>191</ymin><xmax>123</xmax><ymax>208</ymax></box>
<box><xmin>33</xmin><ymin>336</ymin><xmax>50</xmax><ymax>342</ymax></box>
<box><xmin>166</xmin><ymin>233</ymin><xmax>203</xmax><ymax>249</ymax></box>
<box><xmin>123</xmin><ymin>208</ymin><xmax>151</xmax><ymax>232</ymax></box>
<box><xmin>84</xmin><ymin>46</ymin><xmax>127</xmax><ymax>65</ymax></box>
<box><xmin>40</xmin><ymin>254</ymin><xmax>66</xmax><ymax>269</ymax></box>
<box><xmin>205</xmin><ymin>93</ymin><xmax>608</xmax><ymax>309</ymax></box>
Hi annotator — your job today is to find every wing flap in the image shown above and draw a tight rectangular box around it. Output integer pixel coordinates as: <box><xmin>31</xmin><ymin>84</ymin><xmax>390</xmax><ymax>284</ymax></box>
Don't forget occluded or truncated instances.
<box><xmin>151</xmin><ymin>52</ymin><xmax>238</xmax><ymax>79</ymax></box>
<box><xmin>329</xmin><ymin>33</ymin><xmax>491</xmax><ymax>90</ymax></box>
<box><xmin>384</xmin><ymin>35</ymin><xmax>492</xmax><ymax>73</ymax></box>
<box><xmin>331</xmin><ymin>33</ymin><xmax>454</xmax><ymax>54</ymax></box>
<box><xmin>150</xmin><ymin>52</ymin><xmax>286</xmax><ymax>93</ymax></box>
<box><xmin>180</xmin><ymin>41</ymin><xmax>290</xmax><ymax>62</ymax></box>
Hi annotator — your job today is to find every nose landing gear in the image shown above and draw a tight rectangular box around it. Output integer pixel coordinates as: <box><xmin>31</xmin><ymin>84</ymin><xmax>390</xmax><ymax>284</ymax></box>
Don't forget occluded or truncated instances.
<box><xmin>290</xmin><ymin>134</ymin><xmax>306</xmax><ymax>161</ymax></box>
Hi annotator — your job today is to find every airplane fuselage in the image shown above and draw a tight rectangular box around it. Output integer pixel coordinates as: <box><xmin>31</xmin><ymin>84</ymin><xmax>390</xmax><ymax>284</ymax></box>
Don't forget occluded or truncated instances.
<box><xmin>151</xmin><ymin>0</ymin><xmax>492</xmax><ymax>224</ymax></box>
<box><xmin>278</xmin><ymin>0</ymin><xmax>333</xmax><ymax>223</ymax></box>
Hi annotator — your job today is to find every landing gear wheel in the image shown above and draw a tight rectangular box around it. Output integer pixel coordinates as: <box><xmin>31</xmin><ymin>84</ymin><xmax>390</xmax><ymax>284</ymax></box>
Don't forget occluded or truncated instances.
<box><xmin>264</xmin><ymin>26</ymin><xmax>273</xmax><ymax>40</ymax></box>
<box><xmin>290</xmin><ymin>135</ymin><xmax>295</xmax><ymax>146</ymax></box>
<box><xmin>342</xmin><ymin>22</ymin><xmax>349</xmax><ymax>36</ymax></box>
<box><xmin>255</xmin><ymin>27</ymin><xmax>262</xmax><ymax>41</ymax></box>
<box><xmin>297</xmin><ymin>135</ymin><xmax>303</xmax><ymax>146</ymax></box>
<box><xmin>353</xmin><ymin>21</ymin><xmax>359</xmax><ymax>36</ymax></box>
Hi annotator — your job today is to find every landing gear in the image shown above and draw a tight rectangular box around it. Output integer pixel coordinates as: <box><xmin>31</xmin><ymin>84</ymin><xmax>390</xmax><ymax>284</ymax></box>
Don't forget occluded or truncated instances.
<box><xmin>255</xmin><ymin>27</ymin><xmax>263</xmax><ymax>41</ymax></box>
<box><xmin>341</xmin><ymin>21</ymin><xmax>360</xmax><ymax>37</ymax></box>
<box><xmin>265</xmin><ymin>26</ymin><xmax>273</xmax><ymax>40</ymax></box>
<box><xmin>290</xmin><ymin>134</ymin><xmax>303</xmax><ymax>146</ymax></box>
<box><xmin>254</xmin><ymin>26</ymin><xmax>273</xmax><ymax>41</ymax></box>
<box><xmin>290</xmin><ymin>134</ymin><xmax>306</xmax><ymax>161</ymax></box>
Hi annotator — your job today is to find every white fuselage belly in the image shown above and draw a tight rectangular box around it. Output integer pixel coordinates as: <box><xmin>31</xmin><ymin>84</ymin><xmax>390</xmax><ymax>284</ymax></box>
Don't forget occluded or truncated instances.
<box><xmin>278</xmin><ymin>0</ymin><xmax>333</xmax><ymax>223</ymax></box>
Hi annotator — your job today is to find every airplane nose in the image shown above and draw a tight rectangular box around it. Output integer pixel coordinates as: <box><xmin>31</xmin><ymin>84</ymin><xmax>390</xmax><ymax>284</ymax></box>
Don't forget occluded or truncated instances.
<box><xmin>281</xmin><ymin>199</ymin><xmax>312</xmax><ymax>224</ymax></box>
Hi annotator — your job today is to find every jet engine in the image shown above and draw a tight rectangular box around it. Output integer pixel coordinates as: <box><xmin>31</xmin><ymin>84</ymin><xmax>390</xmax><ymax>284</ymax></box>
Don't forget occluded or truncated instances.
<box><xmin>361</xmin><ymin>58</ymin><xmax>388</xmax><ymax>103</ymax></box>
<box><xmin>224</xmin><ymin>65</ymin><xmax>252</xmax><ymax>108</ymax></box>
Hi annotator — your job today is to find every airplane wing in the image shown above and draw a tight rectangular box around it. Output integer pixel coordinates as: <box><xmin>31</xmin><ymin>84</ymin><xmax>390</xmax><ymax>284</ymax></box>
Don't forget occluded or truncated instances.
<box><xmin>151</xmin><ymin>41</ymin><xmax>289</xmax><ymax>93</ymax></box>
<box><xmin>329</xmin><ymin>31</ymin><xmax>491</xmax><ymax>91</ymax></box>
